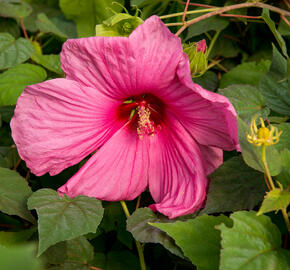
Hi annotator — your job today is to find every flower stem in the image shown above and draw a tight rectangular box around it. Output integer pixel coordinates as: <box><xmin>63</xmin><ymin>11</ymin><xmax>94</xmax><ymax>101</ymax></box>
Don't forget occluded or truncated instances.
<box><xmin>261</xmin><ymin>146</ymin><xmax>290</xmax><ymax>234</ymax></box>
<box><xmin>120</xmin><ymin>201</ymin><xmax>146</xmax><ymax>270</ymax></box>
<box><xmin>207</xmin><ymin>30</ymin><xmax>220</xmax><ymax>57</ymax></box>
<box><xmin>159</xmin><ymin>8</ymin><xmax>219</xmax><ymax>19</ymax></box>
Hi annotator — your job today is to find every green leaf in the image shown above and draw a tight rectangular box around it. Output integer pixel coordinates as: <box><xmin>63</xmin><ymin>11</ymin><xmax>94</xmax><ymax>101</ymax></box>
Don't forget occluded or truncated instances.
<box><xmin>0</xmin><ymin>33</ymin><xmax>34</xmax><ymax>70</ymax></box>
<box><xmin>278</xmin><ymin>16</ymin><xmax>290</xmax><ymax>36</ymax></box>
<box><xmin>194</xmin><ymin>71</ymin><xmax>218</xmax><ymax>92</ymax></box>
<box><xmin>259</xmin><ymin>45</ymin><xmax>290</xmax><ymax>116</ymax></box>
<box><xmin>59</xmin><ymin>0</ymin><xmax>124</xmax><ymax>37</ymax></box>
<box><xmin>42</xmin><ymin>236</ymin><xmax>94</xmax><ymax>269</ymax></box>
<box><xmin>217</xmin><ymin>211</ymin><xmax>290</xmax><ymax>270</ymax></box>
<box><xmin>275</xmin><ymin>149</ymin><xmax>290</xmax><ymax>188</ymax></box>
<box><xmin>220</xmin><ymin>60</ymin><xmax>271</xmax><ymax>88</ymax></box>
<box><xmin>200</xmin><ymin>156</ymin><xmax>266</xmax><ymax>215</ymax></box>
<box><xmin>31</xmin><ymin>53</ymin><xmax>63</xmax><ymax>75</ymax></box>
<box><xmin>0</xmin><ymin>167</ymin><xmax>34</xmax><ymax>223</ymax></box>
<box><xmin>219</xmin><ymin>85</ymin><xmax>270</xmax><ymax>123</ymax></box>
<box><xmin>126</xmin><ymin>207</ymin><xmax>183</xmax><ymax>258</ymax></box>
<box><xmin>0</xmin><ymin>227</ymin><xmax>36</xmax><ymax>247</ymax></box>
<box><xmin>0</xmin><ymin>0</ymin><xmax>32</xmax><ymax>19</ymax></box>
<box><xmin>0</xmin><ymin>244</ymin><xmax>42</xmax><ymax>270</ymax></box>
<box><xmin>238</xmin><ymin>117</ymin><xmax>281</xmax><ymax>176</ymax></box>
<box><xmin>36</xmin><ymin>13</ymin><xmax>67</xmax><ymax>38</ymax></box>
<box><xmin>150</xmin><ymin>215</ymin><xmax>232</xmax><ymax>270</ymax></box>
<box><xmin>0</xmin><ymin>18</ymin><xmax>20</xmax><ymax>38</ymax></box>
<box><xmin>209</xmin><ymin>34</ymin><xmax>240</xmax><ymax>58</ymax></box>
<box><xmin>186</xmin><ymin>15</ymin><xmax>229</xmax><ymax>39</ymax></box>
<box><xmin>274</xmin><ymin>123</ymin><xmax>290</xmax><ymax>152</ymax></box>
<box><xmin>27</xmin><ymin>188</ymin><xmax>104</xmax><ymax>256</ymax></box>
<box><xmin>0</xmin><ymin>63</ymin><xmax>47</xmax><ymax>105</ymax></box>
<box><xmin>262</xmin><ymin>9</ymin><xmax>288</xmax><ymax>57</ymax></box>
<box><xmin>258</xmin><ymin>188</ymin><xmax>290</xmax><ymax>215</ymax></box>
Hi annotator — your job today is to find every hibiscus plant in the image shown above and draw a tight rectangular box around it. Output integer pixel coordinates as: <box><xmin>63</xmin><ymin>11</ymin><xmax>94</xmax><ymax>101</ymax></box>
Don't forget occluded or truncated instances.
<box><xmin>0</xmin><ymin>0</ymin><xmax>289</xmax><ymax>270</ymax></box>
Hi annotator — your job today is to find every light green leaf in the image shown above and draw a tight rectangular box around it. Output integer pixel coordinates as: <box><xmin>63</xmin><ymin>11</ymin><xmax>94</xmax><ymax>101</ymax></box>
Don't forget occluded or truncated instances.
<box><xmin>238</xmin><ymin>117</ymin><xmax>281</xmax><ymax>176</ymax></box>
<box><xmin>0</xmin><ymin>63</ymin><xmax>47</xmax><ymax>105</ymax></box>
<box><xmin>150</xmin><ymin>215</ymin><xmax>232</xmax><ymax>270</ymax></box>
<box><xmin>27</xmin><ymin>188</ymin><xmax>104</xmax><ymax>256</ymax></box>
<box><xmin>200</xmin><ymin>156</ymin><xmax>266</xmax><ymax>215</ymax></box>
<box><xmin>219</xmin><ymin>85</ymin><xmax>270</xmax><ymax>123</ymax></box>
<box><xmin>262</xmin><ymin>9</ymin><xmax>288</xmax><ymax>57</ymax></box>
<box><xmin>275</xmin><ymin>149</ymin><xmax>290</xmax><ymax>188</ymax></box>
<box><xmin>258</xmin><ymin>188</ymin><xmax>290</xmax><ymax>215</ymax></box>
<box><xmin>0</xmin><ymin>1</ymin><xmax>32</xmax><ymax>19</ymax></box>
<box><xmin>0</xmin><ymin>33</ymin><xmax>34</xmax><ymax>70</ymax></box>
<box><xmin>217</xmin><ymin>211</ymin><xmax>290</xmax><ymax>270</ymax></box>
<box><xmin>259</xmin><ymin>45</ymin><xmax>290</xmax><ymax>116</ymax></box>
<box><xmin>0</xmin><ymin>227</ymin><xmax>36</xmax><ymax>247</ymax></box>
<box><xmin>31</xmin><ymin>53</ymin><xmax>63</xmax><ymax>75</ymax></box>
<box><xmin>36</xmin><ymin>13</ymin><xmax>67</xmax><ymax>38</ymax></box>
<box><xmin>0</xmin><ymin>167</ymin><xmax>34</xmax><ymax>223</ymax></box>
<box><xmin>220</xmin><ymin>60</ymin><xmax>271</xmax><ymax>88</ymax></box>
<box><xmin>126</xmin><ymin>207</ymin><xmax>183</xmax><ymax>258</ymax></box>
<box><xmin>0</xmin><ymin>244</ymin><xmax>42</xmax><ymax>270</ymax></box>
<box><xmin>59</xmin><ymin>0</ymin><xmax>124</xmax><ymax>37</ymax></box>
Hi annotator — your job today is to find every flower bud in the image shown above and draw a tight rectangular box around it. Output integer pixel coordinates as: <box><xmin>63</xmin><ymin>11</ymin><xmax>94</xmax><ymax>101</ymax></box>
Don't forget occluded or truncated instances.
<box><xmin>183</xmin><ymin>39</ymin><xmax>208</xmax><ymax>77</ymax></box>
<box><xmin>95</xmin><ymin>13</ymin><xmax>143</xmax><ymax>37</ymax></box>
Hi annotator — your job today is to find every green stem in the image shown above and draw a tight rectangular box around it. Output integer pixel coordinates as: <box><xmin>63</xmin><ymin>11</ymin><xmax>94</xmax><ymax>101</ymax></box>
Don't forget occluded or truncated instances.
<box><xmin>281</xmin><ymin>208</ymin><xmax>290</xmax><ymax>234</ymax></box>
<box><xmin>207</xmin><ymin>30</ymin><xmax>220</xmax><ymax>57</ymax></box>
<box><xmin>120</xmin><ymin>201</ymin><xmax>146</xmax><ymax>270</ymax></box>
<box><xmin>159</xmin><ymin>7</ymin><xmax>219</xmax><ymax>19</ymax></box>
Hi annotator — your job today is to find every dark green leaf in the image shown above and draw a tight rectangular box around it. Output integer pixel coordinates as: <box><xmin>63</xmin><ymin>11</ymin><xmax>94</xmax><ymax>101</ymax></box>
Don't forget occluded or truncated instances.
<box><xmin>150</xmin><ymin>215</ymin><xmax>232</xmax><ymax>270</ymax></box>
<box><xmin>0</xmin><ymin>105</ymin><xmax>15</xmax><ymax>123</ymax></box>
<box><xmin>262</xmin><ymin>9</ymin><xmax>288</xmax><ymax>57</ymax></box>
<box><xmin>0</xmin><ymin>33</ymin><xmax>34</xmax><ymax>70</ymax></box>
<box><xmin>0</xmin><ymin>18</ymin><xmax>20</xmax><ymax>38</ymax></box>
<box><xmin>238</xmin><ymin>117</ymin><xmax>281</xmax><ymax>176</ymax></box>
<box><xmin>0</xmin><ymin>244</ymin><xmax>42</xmax><ymax>270</ymax></box>
<box><xmin>209</xmin><ymin>34</ymin><xmax>240</xmax><ymax>58</ymax></box>
<box><xmin>0</xmin><ymin>63</ymin><xmax>47</xmax><ymax>105</ymax></box>
<box><xmin>0</xmin><ymin>167</ymin><xmax>34</xmax><ymax>222</ymax></box>
<box><xmin>36</xmin><ymin>13</ymin><xmax>67</xmax><ymax>38</ymax></box>
<box><xmin>219</xmin><ymin>85</ymin><xmax>270</xmax><ymax>123</ymax></box>
<box><xmin>220</xmin><ymin>60</ymin><xmax>271</xmax><ymax>88</ymax></box>
<box><xmin>127</xmin><ymin>207</ymin><xmax>183</xmax><ymax>258</ymax></box>
<box><xmin>0</xmin><ymin>1</ymin><xmax>32</xmax><ymax>19</ymax></box>
<box><xmin>200</xmin><ymin>156</ymin><xmax>266</xmax><ymax>214</ymax></box>
<box><xmin>27</xmin><ymin>188</ymin><xmax>104</xmax><ymax>255</ymax></box>
<box><xmin>274</xmin><ymin>123</ymin><xmax>290</xmax><ymax>152</ymax></box>
<box><xmin>194</xmin><ymin>71</ymin><xmax>218</xmax><ymax>91</ymax></box>
<box><xmin>259</xmin><ymin>45</ymin><xmax>290</xmax><ymax>116</ymax></box>
<box><xmin>278</xmin><ymin>16</ymin><xmax>290</xmax><ymax>36</ymax></box>
<box><xmin>275</xmin><ymin>149</ymin><xmax>290</xmax><ymax>188</ymax></box>
<box><xmin>217</xmin><ymin>211</ymin><xmax>290</xmax><ymax>270</ymax></box>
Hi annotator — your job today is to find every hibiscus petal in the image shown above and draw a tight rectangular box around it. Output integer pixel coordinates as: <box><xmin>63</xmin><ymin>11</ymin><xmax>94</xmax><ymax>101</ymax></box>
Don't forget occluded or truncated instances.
<box><xmin>60</xmin><ymin>16</ymin><xmax>184</xmax><ymax>99</ymax></box>
<box><xmin>58</xmin><ymin>125</ymin><xmax>149</xmax><ymax>201</ymax></box>
<box><xmin>148</xmin><ymin>114</ymin><xmax>208</xmax><ymax>219</ymax></box>
<box><xmin>156</xmin><ymin>58</ymin><xmax>239</xmax><ymax>151</ymax></box>
<box><xmin>11</xmin><ymin>79</ymin><xmax>122</xmax><ymax>176</ymax></box>
<box><xmin>198</xmin><ymin>145</ymin><xmax>223</xmax><ymax>175</ymax></box>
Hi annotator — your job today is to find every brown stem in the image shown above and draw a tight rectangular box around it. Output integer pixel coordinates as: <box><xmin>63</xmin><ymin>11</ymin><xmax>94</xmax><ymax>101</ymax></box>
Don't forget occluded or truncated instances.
<box><xmin>89</xmin><ymin>266</ymin><xmax>102</xmax><ymax>270</ymax></box>
<box><xmin>281</xmin><ymin>14</ymin><xmax>290</xmax><ymax>26</ymax></box>
<box><xmin>182</xmin><ymin>0</ymin><xmax>190</xmax><ymax>23</ymax></box>
<box><xmin>25</xmin><ymin>170</ymin><xmax>30</xmax><ymax>182</ymax></box>
<box><xmin>283</xmin><ymin>0</ymin><xmax>290</xmax><ymax>10</ymax></box>
<box><xmin>13</xmin><ymin>158</ymin><xmax>21</xmax><ymax>171</ymax></box>
<box><xmin>219</xmin><ymin>13</ymin><xmax>262</xmax><ymax>19</ymax></box>
<box><xmin>264</xmin><ymin>174</ymin><xmax>271</xmax><ymax>191</ymax></box>
<box><xmin>175</xmin><ymin>2</ymin><xmax>290</xmax><ymax>36</ymax></box>
<box><xmin>20</xmin><ymin>17</ymin><xmax>29</xmax><ymax>39</ymax></box>
<box><xmin>180</xmin><ymin>1</ymin><xmax>217</xmax><ymax>8</ymax></box>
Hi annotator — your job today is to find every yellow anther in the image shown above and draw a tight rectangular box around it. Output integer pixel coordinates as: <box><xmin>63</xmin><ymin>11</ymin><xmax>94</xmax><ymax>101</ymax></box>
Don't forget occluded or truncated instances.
<box><xmin>247</xmin><ymin>116</ymin><xmax>282</xmax><ymax>147</ymax></box>
<box><xmin>136</xmin><ymin>105</ymin><xmax>155</xmax><ymax>139</ymax></box>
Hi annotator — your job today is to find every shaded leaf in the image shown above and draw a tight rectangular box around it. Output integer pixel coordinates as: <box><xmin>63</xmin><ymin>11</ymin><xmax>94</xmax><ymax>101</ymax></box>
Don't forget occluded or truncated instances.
<box><xmin>275</xmin><ymin>149</ymin><xmax>290</xmax><ymax>188</ymax></box>
<box><xmin>127</xmin><ymin>207</ymin><xmax>183</xmax><ymax>258</ymax></box>
<box><xmin>0</xmin><ymin>227</ymin><xmax>36</xmax><ymax>246</ymax></box>
<box><xmin>262</xmin><ymin>9</ymin><xmax>288</xmax><ymax>57</ymax></box>
<box><xmin>220</xmin><ymin>60</ymin><xmax>271</xmax><ymax>88</ymax></box>
<box><xmin>36</xmin><ymin>13</ymin><xmax>67</xmax><ymax>38</ymax></box>
<box><xmin>0</xmin><ymin>33</ymin><xmax>34</xmax><ymax>70</ymax></box>
<box><xmin>217</xmin><ymin>211</ymin><xmax>290</xmax><ymax>270</ymax></box>
<box><xmin>27</xmin><ymin>188</ymin><xmax>104</xmax><ymax>255</ymax></box>
<box><xmin>0</xmin><ymin>167</ymin><xmax>34</xmax><ymax>222</ymax></box>
<box><xmin>219</xmin><ymin>85</ymin><xmax>270</xmax><ymax>123</ymax></box>
<box><xmin>194</xmin><ymin>71</ymin><xmax>218</xmax><ymax>92</ymax></box>
<box><xmin>150</xmin><ymin>215</ymin><xmax>232</xmax><ymax>270</ymax></box>
<box><xmin>238</xmin><ymin>117</ymin><xmax>281</xmax><ymax>176</ymax></box>
<box><xmin>274</xmin><ymin>123</ymin><xmax>290</xmax><ymax>152</ymax></box>
<box><xmin>0</xmin><ymin>63</ymin><xmax>47</xmax><ymax>105</ymax></box>
<box><xmin>260</xmin><ymin>45</ymin><xmax>290</xmax><ymax>116</ymax></box>
<box><xmin>0</xmin><ymin>0</ymin><xmax>32</xmax><ymax>19</ymax></box>
<box><xmin>258</xmin><ymin>188</ymin><xmax>290</xmax><ymax>215</ymax></box>
<box><xmin>0</xmin><ymin>18</ymin><xmax>20</xmax><ymax>38</ymax></box>
<box><xmin>0</xmin><ymin>244</ymin><xmax>42</xmax><ymax>270</ymax></box>
<box><xmin>200</xmin><ymin>156</ymin><xmax>266</xmax><ymax>214</ymax></box>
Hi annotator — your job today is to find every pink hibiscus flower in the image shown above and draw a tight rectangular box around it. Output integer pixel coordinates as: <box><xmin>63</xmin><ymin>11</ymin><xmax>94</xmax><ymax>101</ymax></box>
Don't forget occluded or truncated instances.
<box><xmin>11</xmin><ymin>16</ymin><xmax>239</xmax><ymax>219</ymax></box>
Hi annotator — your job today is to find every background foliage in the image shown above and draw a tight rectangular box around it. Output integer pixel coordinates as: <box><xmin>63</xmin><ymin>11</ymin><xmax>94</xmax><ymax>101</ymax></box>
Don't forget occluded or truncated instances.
<box><xmin>0</xmin><ymin>0</ymin><xmax>289</xmax><ymax>269</ymax></box>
